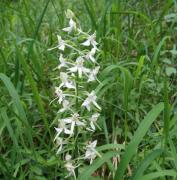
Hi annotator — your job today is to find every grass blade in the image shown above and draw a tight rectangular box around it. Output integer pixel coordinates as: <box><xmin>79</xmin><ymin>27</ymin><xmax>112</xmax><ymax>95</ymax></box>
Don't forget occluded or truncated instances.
<box><xmin>0</xmin><ymin>73</ymin><xmax>34</xmax><ymax>150</ymax></box>
<box><xmin>141</xmin><ymin>170</ymin><xmax>176</xmax><ymax>180</ymax></box>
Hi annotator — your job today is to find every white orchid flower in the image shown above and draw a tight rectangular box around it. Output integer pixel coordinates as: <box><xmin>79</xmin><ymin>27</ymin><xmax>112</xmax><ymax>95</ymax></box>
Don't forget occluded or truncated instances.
<box><xmin>85</xmin><ymin>48</ymin><xmax>97</xmax><ymax>63</ymax></box>
<box><xmin>57</xmin><ymin>35</ymin><xmax>66</xmax><ymax>51</ymax></box>
<box><xmin>63</xmin><ymin>113</ymin><xmax>85</xmax><ymax>135</ymax></box>
<box><xmin>55</xmin><ymin>87</ymin><xmax>65</xmax><ymax>104</ymax></box>
<box><xmin>63</xmin><ymin>18</ymin><xmax>76</xmax><ymax>34</ymax></box>
<box><xmin>57</xmin><ymin>54</ymin><xmax>68</xmax><ymax>69</ymax></box>
<box><xmin>81</xmin><ymin>33</ymin><xmax>98</xmax><ymax>48</ymax></box>
<box><xmin>69</xmin><ymin>56</ymin><xmax>89</xmax><ymax>78</ymax></box>
<box><xmin>56</xmin><ymin>137</ymin><xmax>67</xmax><ymax>154</ymax></box>
<box><xmin>87</xmin><ymin>66</ymin><xmax>100</xmax><ymax>82</ymax></box>
<box><xmin>64</xmin><ymin>154</ymin><xmax>76</xmax><ymax>179</ymax></box>
<box><xmin>54</xmin><ymin>120</ymin><xmax>72</xmax><ymax>141</ymax></box>
<box><xmin>59</xmin><ymin>72</ymin><xmax>75</xmax><ymax>89</ymax></box>
<box><xmin>84</xmin><ymin>140</ymin><xmax>98</xmax><ymax>164</ymax></box>
<box><xmin>89</xmin><ymin>113</ymin><xmax>100</xmax><ymax>131</ymax></box>
<box><xmin>82</xmin><ymin>91</ymin><xmax>101</xmax><ymax>111</ymax></box>
<box><xmin>48</xmin><ymin>35</ymin><xmax>66</xmax><ymax>51</ymax></box>
<box><xmin>59</xmin><ymin>100</ymin><xmax>71</xmax><ymax>113</ymax></box>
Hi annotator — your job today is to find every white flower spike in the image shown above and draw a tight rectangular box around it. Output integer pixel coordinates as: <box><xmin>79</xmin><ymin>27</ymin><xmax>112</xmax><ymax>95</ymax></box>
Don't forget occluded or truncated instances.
<box><xmin>50</xmin><ymin>10</ymin><xmax>102</xmax><ymax>173</ymax></box>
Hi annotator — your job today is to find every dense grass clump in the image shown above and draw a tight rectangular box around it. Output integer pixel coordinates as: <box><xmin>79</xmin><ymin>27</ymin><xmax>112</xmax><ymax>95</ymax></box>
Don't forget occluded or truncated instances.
<box><xmin>0</xmin><ymin>0</ymin><xmax>177</xmax><ymax>179</ymax></box>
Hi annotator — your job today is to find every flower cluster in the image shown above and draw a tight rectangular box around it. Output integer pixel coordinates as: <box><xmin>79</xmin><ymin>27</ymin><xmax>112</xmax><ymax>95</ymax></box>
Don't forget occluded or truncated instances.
<box><xmin>49</xmin><ymin>10</ymin><xmax>101</xmax><ymax>178</ymax></box>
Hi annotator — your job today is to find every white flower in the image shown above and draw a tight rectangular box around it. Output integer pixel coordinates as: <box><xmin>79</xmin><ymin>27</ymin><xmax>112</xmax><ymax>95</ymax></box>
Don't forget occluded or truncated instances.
<box><xmin>54</xmin><ymin>120</ymin><xmax>72</xmax><ymax>141</ymax></box>
<box><xmin>82</xmin><ymin>33</ymin><xmax>98</xmax><ymax>48</ymax></box>
<box><xmin>69</xmin><ymin>57</ymin><xmax>89</xmax><ymax>78</ymax></box>
<box><xmin>82</xmin><ymin>91</ymin><xmax>101</xmax><ymax>111</ymax></box>
<box><xmin>85</xmin><ymin>48</ymin><xmax>97</xmax><ymax>63</ymax></box>
<box><xmin>57</xmin><ymin>35</ymin><xmax>66</xmax><ymax>51</ymax></box>
<box><xmin>63</xmin><ymin>18</ymin><xmax>76</xmax><ymax>34</ymax></box>
<box><xmin>59</xmin><ymin>100</ymin><xmax>71</xmax><ymax>113</ymax></box>
<box><xmin>85</xmin><ymin>140</ymin><xmax>98</xmax><ymax>164</ymax></box>
<box><xmin>65</xmin><ymin>154</ymin><xmax>72</xmax><ymax>161</ymax></box>
<box><xmin>87</xmin><ymin>66</ymin><xmax>100</xmax><ymax>82</ymax></box>
<box><xmin>56</xmin><ymin>137</ymin><xmax>67</xmax><ymax>154</ymax></box>
<box><xmin>89</xmin><ymin>113</ymin><xmax>100</xmax><ymax>131</ymax></box>
<box><xmin>64</xmin><ymin>154</ymin><xmax>76</xmax><ymax>179</ymax></box>
<box><xmin>59</xmin><ymin>72</ymin><xmax>75</xmax><ymax>89</ymax></box>
<box><xmin>63</xmin><ymin>113</ymin><xmax>85</xmax><ymax>134</ymax></box>
<box><xmin>55</xmin><ymin>87</ymin><xmax>65</xmax><ymax>104</ymax></box>
<box><xmin>58</xmin><ymin>54</ymin><xmax>68</xmax><ymax>69</ymax></box>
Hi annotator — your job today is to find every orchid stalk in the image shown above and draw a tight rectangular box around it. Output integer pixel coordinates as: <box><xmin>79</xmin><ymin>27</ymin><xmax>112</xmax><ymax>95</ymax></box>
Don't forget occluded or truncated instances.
<box><xmin>49</xmin><ymin>9</ymin><xmax>102</xmax><ymax>178</ymax></box>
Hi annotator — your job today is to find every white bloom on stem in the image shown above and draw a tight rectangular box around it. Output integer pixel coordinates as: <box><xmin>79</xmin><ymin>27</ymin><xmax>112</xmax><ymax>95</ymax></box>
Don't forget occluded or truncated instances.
<box><xmin>59</xmin><ymin>99</ymin><xmax>71</xmax><ymax>113</ymax></box>
<box><xmin>57</xmin><ymin>35</ymin><xmax>66</xmax><ymax>51</ymax></box>
<box><xmin>56</xmin><ymin>137</ymin><xmax>66</xmax><ymax>154</ymax></box>
<box><xmin>58</xmin><ymin>54</ymin><xmax>68</xmax><ymax>69</ymax></box>
<box><xmin>85</xmin><ymin>140</ymin><xmax>98</xmax><ymax>164</ymax></box>
<box><xmin>54</xmin><ymin>120</ymin><xmax>72</xmax><ymax>141</ymax></box>
<box><xmin>87</xmin><ymin>66</ymin><xmax>100</xmax><ymax>82</ymax></box>
<box><xmin>55</xmin><ymin>87</ymin><xmax>65</xmax><ymax>104</ymax></box>
<box><xmin>82</xmin><ymin>91</ymin><xmax>101</xmax><ymax>111</ymax></box>
<box><xmin>64</xmin><ymin>154</ymin><xmax>76</xmax><ymax>179</ymax></box>
<box><xmin>82</xmin><ymin>33</ymin><xmax>98</xmax><ymax>48</ymax></box>
<box><xmin>69</xmin><ymin>57</ymin><xmax>89</xmax><ymax>78</ymax></box>
<box><xmin>85</xmin><ymin>48</ymin><xmax>97</xmax><ymax>63</ymax></box>
<box><xmin>63</xmin><ymin>18</ymin><xmax>76</xmax><ymax>34</ymax></box>
<box><xmin>63</xmin><ymin>113</ymin><xmax>85</xmax><ymax>134</ymax></box>
<box><xmin>89</xmin><ymin>113</ymin><xmax>100</xmax><ymax>131</ymax></box>
<box><xmin>59</xmin><ymin>72</ymin><xmax>75</xmax><ymax>89</ymax></box>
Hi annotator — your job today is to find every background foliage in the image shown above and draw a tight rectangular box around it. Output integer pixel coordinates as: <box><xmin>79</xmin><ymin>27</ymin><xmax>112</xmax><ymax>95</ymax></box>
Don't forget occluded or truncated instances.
<box><xmin>0</xmin><ymin>0</ymin><xmax>177</xmax><ymax>179</ymax></box>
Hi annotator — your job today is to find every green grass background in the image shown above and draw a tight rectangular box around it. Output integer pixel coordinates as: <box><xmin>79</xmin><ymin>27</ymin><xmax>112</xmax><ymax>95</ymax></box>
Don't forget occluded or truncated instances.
<box><xmin>0</xmin><ymin>0</ymin><xmax>177</xmax><ymax>179</ymax></box>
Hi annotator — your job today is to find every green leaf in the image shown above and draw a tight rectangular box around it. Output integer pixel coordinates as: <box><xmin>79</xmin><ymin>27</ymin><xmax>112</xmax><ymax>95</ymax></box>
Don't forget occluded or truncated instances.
<box><xmin>0</xmin><ymin>73</ymin><xmax>34</xmax><ymax>148</ymax></box>
<box><xmin>141</xmin><ymin>170</ymin><xmax>176</xmax><ymax>180</ymax></box>
<box><xmin>151</xmin><ymin>36</ymin><xmax>170</xmax><ymax>69</ymax></box>
<box><xmin>165</xmin><ymin>67</ymin><xmax>176</xmax><ymax>76</ymax></box>
<box><xmin>169</xmin><ymin>139</ymin><xmax>177</xmax><ymax>170</ymax></box>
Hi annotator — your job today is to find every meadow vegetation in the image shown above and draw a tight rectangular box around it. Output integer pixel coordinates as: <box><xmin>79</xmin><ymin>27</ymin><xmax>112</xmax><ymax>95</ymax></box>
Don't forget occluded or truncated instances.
<box><xmin>0</xmin><ymin>0</ymin><xmax>177</xmax><ymax>179</ymax></box>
